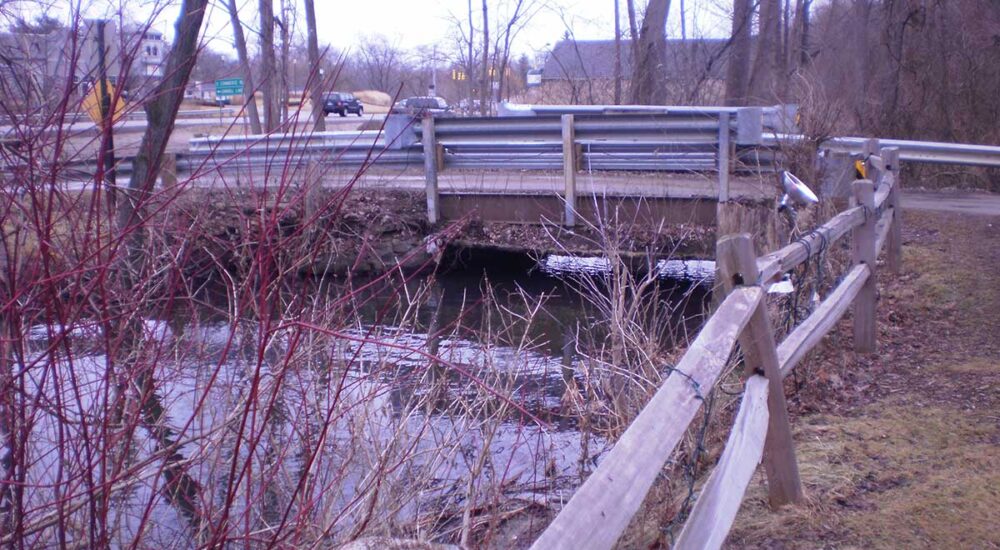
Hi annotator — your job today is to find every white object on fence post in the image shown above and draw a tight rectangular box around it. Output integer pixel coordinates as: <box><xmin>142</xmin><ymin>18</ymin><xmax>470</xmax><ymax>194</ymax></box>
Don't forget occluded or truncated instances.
<box><xmin>562</xmin><ymin>114</ymin><xmax>577</xmax><ymax>227</ymax></box>
<box><xmin>718</xmin><ymin>112</ymin><xmax>731</xmax><ymax>202</ymax></box>
<box><xmin>852</xmin><ymin>179</ymin><xmax>877</xmax><ymax>353</ymax></box>
<box><xmin>883</xmin><ymin>147</ymin><xmax>903</xmax><ymax>274</ymax></box>
<box><xmin>423</xmin><ymin>116</ymin><xmax>439</xmax><ymax>225</ymax></box>
<box><xmin>716</xmin><ymin>233</ymin><xmax>804</xmax><ymax>508</ymax></box>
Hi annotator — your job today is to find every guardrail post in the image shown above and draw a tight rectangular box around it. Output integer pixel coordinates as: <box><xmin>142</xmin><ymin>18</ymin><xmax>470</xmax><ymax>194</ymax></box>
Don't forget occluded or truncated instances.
<box><xmin>852</xmin><ymin>179</ymin><xmax>877</xmax><ymax>353</ymax></box>
<box><xmin>562</xmin><ymin>114</ymin><xmax>577</xmax><ymax>227</ymax></box>
<box><xmin>716</xmin><ymin>234</ymin><xmax>803</xmax><ymax>508</ymax></box>
<box><xmin>718</xmin><ymin>112</ymin><xmax>731</xmax><ymax>202</ymax></box>
<box><xmin>883</xmin><ymin>147</ymin><xmax>902</xmax><ymax>274</ymax></box>
<box><xmin>160</xmin><ymin>153</ymin><xmax>177</xmax><ymax>188</ymax></box>
<box><xmin>422</xmin><ymin>116</ymin><xmax>439</xmax><ymax>225</ymax></box>
<box><xmin>820</xmin><ymin>151</ymin><xmax>854</xmax><ymax>198</ymax></box>
<box><xmin>736</xmin><ymin>107</ymin><xmax>763</xmax><ymax>145</ymax></box>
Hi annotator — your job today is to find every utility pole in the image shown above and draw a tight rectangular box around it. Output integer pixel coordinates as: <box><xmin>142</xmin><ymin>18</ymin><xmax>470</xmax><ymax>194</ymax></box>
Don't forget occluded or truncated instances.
<box><xmin>95</xmin><ymin>19</ymin><xmax>117</xmax><ymax>210</ymax></box>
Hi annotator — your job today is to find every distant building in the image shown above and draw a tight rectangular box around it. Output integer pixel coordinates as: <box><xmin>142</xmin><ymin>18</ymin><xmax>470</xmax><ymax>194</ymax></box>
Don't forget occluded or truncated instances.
<box><xmin>0</xmin><ymin>28</ymin><xmax>71</xmax><ymax>109</ymax></box>
<box><xmin>0</xmin><ymin>19</ymin><xmax>169</xmax><ymax>112</ymax></box>
<box><xmin>532</xmin><ymin>38</ymin><xmax>730</xmax><ymax>104</ymax></box>
<box><xmin>77</xmin><ymin>21</ymin><xmax>168</xmax><ymax>91</ymax></box>
<box><xmin>129</xmin><ymin>26</ymin><xmax>167</xmax><ymax>79</ymax></box>
<box><xmin>526</xmin><ymin>69</ymin><xmax>542</xmax><ymax>88</ymax></box>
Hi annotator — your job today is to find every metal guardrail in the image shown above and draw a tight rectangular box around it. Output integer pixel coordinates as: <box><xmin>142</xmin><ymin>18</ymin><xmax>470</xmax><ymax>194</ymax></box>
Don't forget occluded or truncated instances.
<box><xmin>173</xmin><ymin>110</ymin><xmax>772</xmax><ymax>174</ymax></box>
<box><xmin>767</xmin><ymin>133</ymin><xmax>1000</xmax><ymax>168</ymax></box>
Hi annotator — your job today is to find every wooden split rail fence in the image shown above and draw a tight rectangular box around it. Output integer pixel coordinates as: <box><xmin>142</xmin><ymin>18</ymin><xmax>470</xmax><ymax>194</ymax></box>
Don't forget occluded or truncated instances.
<box><xmin>531</xmin><ymin>139</ymin><xmax>902</xmax><ymax>550</ymax></box>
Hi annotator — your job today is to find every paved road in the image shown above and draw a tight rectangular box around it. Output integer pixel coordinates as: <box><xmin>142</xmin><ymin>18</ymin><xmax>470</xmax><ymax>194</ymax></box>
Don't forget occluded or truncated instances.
<box><xmin>902</xmin><ymin>190</ymin><xmax>1000</xmax><ymax>216</ymax></box>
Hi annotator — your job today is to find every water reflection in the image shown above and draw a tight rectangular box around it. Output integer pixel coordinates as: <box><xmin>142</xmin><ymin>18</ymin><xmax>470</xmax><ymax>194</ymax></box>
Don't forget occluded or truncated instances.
<box><xmin>18</xmin><ymin>247</ymin><xmax>709</xmax><ymax>545</ymax></box>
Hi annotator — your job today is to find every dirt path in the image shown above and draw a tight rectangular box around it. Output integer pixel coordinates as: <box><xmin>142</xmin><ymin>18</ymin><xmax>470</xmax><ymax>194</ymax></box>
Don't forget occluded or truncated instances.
<box><xmin>726</xmin><ymin>209</ymin><xmax>1000</xmax><ymax>548</ymax></box>
<box><xmin>903</xmin><ymin>190</ymin><xmax>1000</xmax><ymax>216</ymax></box>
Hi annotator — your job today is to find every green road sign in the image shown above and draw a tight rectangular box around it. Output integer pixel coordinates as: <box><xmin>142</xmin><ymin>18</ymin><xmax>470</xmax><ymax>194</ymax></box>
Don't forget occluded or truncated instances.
<box><xmin>215</xmin><ymin>78</ymin><xmax>244</xmax><ymax>97</ymax></box>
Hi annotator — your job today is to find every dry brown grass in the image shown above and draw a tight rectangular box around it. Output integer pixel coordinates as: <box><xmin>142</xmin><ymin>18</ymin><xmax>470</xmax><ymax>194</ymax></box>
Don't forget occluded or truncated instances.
<box><xmin>723</xmin><ymin>210</ymin><xmax>1000</xmax><ymax>549</ymax></box>
<box><xmin>727</xmin><ymin>400</ymin><xmax>1000</xmax><ymax>548</ymax></box>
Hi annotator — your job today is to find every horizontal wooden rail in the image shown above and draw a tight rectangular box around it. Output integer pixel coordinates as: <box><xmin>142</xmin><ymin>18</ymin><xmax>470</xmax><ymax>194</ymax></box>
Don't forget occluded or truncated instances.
<box><xmin>873</xmin><ymin>171</ymin><xmax>895</xmax><ymax>209</ymax></box>
<box><xmin>757</xmin><ymin>206</ymin><xmax>865</xmax><ymax>284</ymax></box>
<box><xmin>875</xmin><ymin>208</ymin><xmax>894</xmax><ymax>254</ymax></box>
<box><xmin>673</xmin><ymin>375</ymin><xmax>770</xmax><ymax>550</ymax></box>
<box><xmin>776</xmin><ymin>264</ymin><xmax>871</xmax><ymax>379</ymax></box>
<box><xmin>531</xmin><ymin>286</ymin><xmax>764</xmax><ymax>550</ymax></box>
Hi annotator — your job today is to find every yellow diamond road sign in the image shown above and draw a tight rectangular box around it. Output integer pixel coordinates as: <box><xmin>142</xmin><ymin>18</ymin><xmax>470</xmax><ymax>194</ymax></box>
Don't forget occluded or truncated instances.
<box><xmin>82</xmin><ymin>81</ymin><xmax>128</xmax><ymax>126</ymax></box>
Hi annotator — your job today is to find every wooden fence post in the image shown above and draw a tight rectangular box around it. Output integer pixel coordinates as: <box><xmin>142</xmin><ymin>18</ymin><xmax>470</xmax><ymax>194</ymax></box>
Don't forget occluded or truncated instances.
<box><xmin>716</xmin><ymin>234</ymin><xmax>803</xmax><ymax>507</ymax></box>
<box><xmin>718</xmin><ymin>112</ymin><xmax>731</xmax><ymax>202</ymax></box>
<box><xmin>862</xmin><ymin>138</ymin><xmax>880</xmax><ymax>181</ymax></box>
<box><xmin>852</xmin><ymin>179</ymin><xmax>877</xmax><ymax>353</ymax></box>
<box><xmin>562</xmin><ymin>114</ymin><xmax>577</xmax><ymax>227</ymax></box>
<box><xmin>423</xmin><ymin>116</ymin><xmax>439</xmax><ymax>225</ymax></box>
<box><xmin>883</xmin><ymin>147</ymin><xmax>902</xmax><ymax>274</ymax></box>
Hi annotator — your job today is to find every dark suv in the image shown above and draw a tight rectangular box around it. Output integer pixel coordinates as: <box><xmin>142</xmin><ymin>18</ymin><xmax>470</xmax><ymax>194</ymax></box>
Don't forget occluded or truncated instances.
<box><xmin>390</xmin><ymin>96</ymin><xmax>452</xmax><ymax>117</ymax></box>
<box><xmin>323</xmin><ymin>92</ymin><xmax>363</xmax><ymax>117</ymax></box>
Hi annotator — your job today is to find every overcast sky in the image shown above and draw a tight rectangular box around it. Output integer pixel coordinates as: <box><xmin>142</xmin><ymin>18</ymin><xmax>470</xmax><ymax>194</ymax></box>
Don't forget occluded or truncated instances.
<box><xmin>15</xmin><ymin>0</ymin><xmax>731</xmax><ymax>60</ymax></box>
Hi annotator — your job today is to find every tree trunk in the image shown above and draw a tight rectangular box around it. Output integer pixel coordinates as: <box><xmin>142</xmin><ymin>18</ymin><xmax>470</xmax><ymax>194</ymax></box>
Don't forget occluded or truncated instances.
<box><xmin>614</xmin><ymin>0</ymin><xmax>622</xmax><ymax>104</ymax></box>
<box><xmin>749</xmin><ymin>0</ymin><xmax>783</xmax><ymax>103</ymax></box>
<box><xmin>227</xmin><ymin>0</ymin><xmax>262</xmax><ymax>134</ymax></box>
<box><xmin>304</xmin><ymin>0</ymin><xmax>325</xmax><ymax>131</ymax></box>
<box><xmin>467</xmin><ymin>0</ymin><xmax>475</xmax><ymax>109</ymax></box>
<box><xmin>625</xmin><ymin>0</ymin><xmax>639</xmax><ymax>55</ymax></box>
<box><xmin>480</xmin><ymin>0</ymin><xmax>490</xmax><ymax>115</ymax></box>
<box><xmin>680</xmin><ymin>0</ymin><xmax>687</xmax><ymax>39</ymax></box>
<box><xmin>259</xmin><ymin>0</ymin><xmax>278</xmax><ymax>132</ymax></box>
<box><xmin>278</xmin><ymin>1</ymin><xmax>291</xmax><ymax>124</ymax></box>
<box><xmin>114</xmin><ymin>0</ymin><xmax>212</xmax><ymax>532</ymax></box>
<box><xmin>630</xmin><ymin>0</ymin><xmax>671</xmax><ymax>104</ymax></box>
<box><xmin>725</xmin><ymin>0</ymin><xmax>753</xmax><ymax>105</ymax></box>
<box><xmin>797</xmin><ymin>0</ymin><xmax>812</xmax><ymax>69</ymax></box>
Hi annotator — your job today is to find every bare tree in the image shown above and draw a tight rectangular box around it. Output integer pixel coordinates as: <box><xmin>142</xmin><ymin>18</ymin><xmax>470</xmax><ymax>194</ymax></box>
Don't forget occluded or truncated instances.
<box><xmin>227</xmin><ymin>0</ymin><xmax>262</xmax><ymax>134</ymax></box>
<box><xmin>304</xmin><ymin>0</ymin><xmax>325</xmax><ymax>131</ymax></box>
<box><xmin>490</xmin><ymin>0</ymin><xmax>543</xmax><ymax>103</ymax></box>
<box><xmin>630</xmin><ymin>0</ymin><xmax>671</xmax><ymax>104</ymax></box>
<box><xmin>614</xmin><ymin>0</ymin><xmax>622</xmax><ymax>104</ymax></box>
<box><xmin>480</xmin><ymin>0</ymin><xmax>490</xmax><ymax>114</ymax></box>
<box><xmin>625</xmin><ymin>0</ymin><xmax>639</xmax><ymax>58</ymax></box>
<box><xmin>725</xmin><ymin>0</ymin><xmax>754</xmax><ymax>105</ymax></box>
<box><xmin>259</xmin><ymin>0</ymin><xmax>279</xmax><ymax>132</ymax></box>
<box><xmin>355</xmin><ymin>35</ymin><xmax>407</xmax><ymax>94</ymax></box>
<box><xmin>468</xmin><ymin>0</ymin><xmax>476</xmax><ymax>107</ymax></box>
<box><xmin>749</xmin><ymin>0</ymin><xmax>784</xmax><ymax>102</ymax></box>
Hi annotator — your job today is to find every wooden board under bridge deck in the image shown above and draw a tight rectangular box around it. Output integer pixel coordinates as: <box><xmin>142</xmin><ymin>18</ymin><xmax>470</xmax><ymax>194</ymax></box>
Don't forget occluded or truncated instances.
<box><xmin>302</xmin><ymin>167</ymin><xmax>780</xmax><ymax>226</ymax></box>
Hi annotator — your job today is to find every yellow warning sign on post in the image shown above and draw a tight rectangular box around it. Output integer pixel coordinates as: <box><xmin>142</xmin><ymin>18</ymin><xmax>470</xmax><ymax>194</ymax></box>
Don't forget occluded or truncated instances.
<box><xmin>82</xmin><ymin>81</ymin><xmax>128</xmax><ymax>125</ymax></box>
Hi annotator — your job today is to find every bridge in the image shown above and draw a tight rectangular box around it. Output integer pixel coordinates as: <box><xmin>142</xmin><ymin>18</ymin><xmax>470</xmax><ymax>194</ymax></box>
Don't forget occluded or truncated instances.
<box><xmin>166</xmin><ymin>104</ymin><xmax>998</xmax><ymax>230</ymax></box>
<box><xmin>15</xmin><ymin>103</ymin><xmax>999</xmax><ymax>232</ymax></box>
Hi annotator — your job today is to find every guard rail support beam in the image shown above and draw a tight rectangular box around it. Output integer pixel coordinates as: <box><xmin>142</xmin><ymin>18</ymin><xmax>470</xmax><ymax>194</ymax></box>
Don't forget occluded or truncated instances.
<box><xmin>423</xmin><ymin>116</ymin><xmax>439</xmax><ymax>225</ymax></box>
<box><xmin>716</xmin><ymin>234</ymin><xmax>803</xmax><ymax>507</ymax></box>
<box><xmin>562</xmin><ymin>114</ymin><xmax>577</xmax><ymax>227</ymax></box>
<box><xmin>718</xmin><ymin>112</ymin><xmax>731</xmax><ymax>202</ymax></box>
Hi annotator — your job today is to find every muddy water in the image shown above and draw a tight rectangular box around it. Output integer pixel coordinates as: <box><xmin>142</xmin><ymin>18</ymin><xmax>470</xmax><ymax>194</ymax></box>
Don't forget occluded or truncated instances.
<box><xmin>19</xmin><ymin>249</ymin><xmax>710</xmax><ymax>545</ymax></box>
